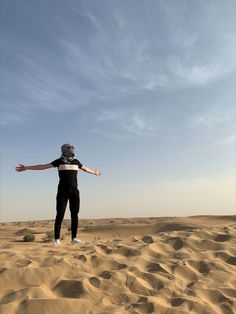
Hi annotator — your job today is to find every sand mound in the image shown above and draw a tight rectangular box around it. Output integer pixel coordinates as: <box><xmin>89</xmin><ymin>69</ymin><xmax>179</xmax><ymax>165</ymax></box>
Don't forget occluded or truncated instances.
<box><xmin>15</xmin><ymin>228</ymin><xmax>35</xmax><ymax>236</ymax></box>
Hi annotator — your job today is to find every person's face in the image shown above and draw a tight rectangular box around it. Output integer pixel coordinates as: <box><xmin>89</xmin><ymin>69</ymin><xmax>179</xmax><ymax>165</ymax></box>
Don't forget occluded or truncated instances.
<box><xmin>64</xmin><ymin>145</ymin><xmax>75</xmax><ymax>157</ymax></box>
<box><xmin>67</xmin><ymin>145</ymin><xmax>74</xmax><ymax>151</ymax></box>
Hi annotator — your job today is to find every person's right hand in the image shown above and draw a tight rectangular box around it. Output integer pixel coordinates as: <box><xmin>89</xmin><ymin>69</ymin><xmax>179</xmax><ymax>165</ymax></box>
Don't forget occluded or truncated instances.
<box><xmin>15</xmin><ymin>164</ymin><xmax>27</xmax><ymax>172</ymax></box>
<box><xmin>95</xmin><ymin>169</ymin><xmax>102</xmax><ymax>176</ymax></box>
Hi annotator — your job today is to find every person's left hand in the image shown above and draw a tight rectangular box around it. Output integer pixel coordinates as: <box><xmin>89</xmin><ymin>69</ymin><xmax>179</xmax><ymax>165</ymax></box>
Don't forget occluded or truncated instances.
<box><xmin>95</xmin><ymin>169</ymin><xmax>102</xmax><ymax>176</ymax></box>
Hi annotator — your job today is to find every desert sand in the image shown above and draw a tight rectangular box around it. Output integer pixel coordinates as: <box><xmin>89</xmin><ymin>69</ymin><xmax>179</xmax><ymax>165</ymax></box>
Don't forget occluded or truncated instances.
<box><xmin>0</xmin><ymin>215</ymin><xmax>235</xmax><ymax>314</ymax></box>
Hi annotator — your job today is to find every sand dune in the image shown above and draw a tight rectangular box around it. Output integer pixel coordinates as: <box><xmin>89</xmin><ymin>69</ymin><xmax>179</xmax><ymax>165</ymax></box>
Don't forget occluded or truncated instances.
<box><xmin>0</xmin><ymin>215</ymin><xmax>235</xmax><ymax>314</ymax></box>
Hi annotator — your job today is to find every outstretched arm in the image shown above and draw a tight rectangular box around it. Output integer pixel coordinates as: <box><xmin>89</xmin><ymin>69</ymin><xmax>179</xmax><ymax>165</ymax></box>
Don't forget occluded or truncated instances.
<box><xmin>15</xmin><ymin>163</ymin><xmax>53</xmax><ymax>172</ymax></box>
<box><xmin>80</xmin><ymin>165</ymin><xmax>102</xmax><ymax>176</ymax></box>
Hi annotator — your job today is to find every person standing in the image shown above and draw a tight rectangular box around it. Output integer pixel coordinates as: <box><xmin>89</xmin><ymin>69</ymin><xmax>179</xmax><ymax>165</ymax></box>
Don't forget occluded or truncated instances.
<box><xmin>15</xmin><ymin>143</ymin><xmax>102</xmax><ymax>245</ymax></box>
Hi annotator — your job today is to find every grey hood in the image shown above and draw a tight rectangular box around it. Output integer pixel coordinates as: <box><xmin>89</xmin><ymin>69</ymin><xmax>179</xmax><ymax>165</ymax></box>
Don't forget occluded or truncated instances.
<box><xmin>61</xmin><ymin>143</ymin><xmax>75</xmax><ymax>163</ymax></box>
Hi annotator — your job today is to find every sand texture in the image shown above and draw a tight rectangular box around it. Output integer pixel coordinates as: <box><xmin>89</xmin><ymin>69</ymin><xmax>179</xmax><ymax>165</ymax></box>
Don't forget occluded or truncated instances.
<box><xmin>0</xmin><ymin>215</ymin><xmax>236</xmax><ymax>314</ymax></box>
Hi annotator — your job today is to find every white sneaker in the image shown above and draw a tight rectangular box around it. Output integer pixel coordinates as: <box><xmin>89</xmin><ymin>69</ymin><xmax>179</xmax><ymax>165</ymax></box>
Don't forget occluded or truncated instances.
<box><xmin>53</xmin><ymin>239</ymin><xmax>61</xmax><ymax>245</ymax></box>
<box><xmin>71</xmin><ymin>238</ymin><xmax>82</xmax><ymax>244</ymax></box>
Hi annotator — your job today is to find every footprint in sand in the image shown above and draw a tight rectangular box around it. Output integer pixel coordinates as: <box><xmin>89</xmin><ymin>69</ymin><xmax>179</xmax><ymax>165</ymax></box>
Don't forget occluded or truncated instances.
<box><xmin>100</xmin><ymin>270</ymin><xmax>112</xmax><ymax>279</ymax></box>
<box><xmin>147</xmin><ymin>262</ymin><xmax>169</xmax><ymax>274</ymax></box>
<box><xmin>15</xmin><ymin>259</ymin><xmax>32</xmax><ymax>267</ymax></box>
<box><xmin>198</xmin><ymin>261</ymin><xmax>211</xmax><ymax>274</ymax></box>
<box><xmin>219</xmin><ymin>288</ymin><xmax>236</xmax><ymax>298</ymax></box>
<box><xmin>220</xmin><ymin>302</ymin><xmax>235</xmax><ymax>314</ymax></box>
<box><xmin>1</xmin><ymin>290</ymin><xmax>17</xmax><ymax>304</ymax></box>
<box><xmin>108</xmin><ymin>293</ymin><xmax>129</xmax><ymax>305</ymax></box>
<box><xmin>214</xmin><ymin>233</ymin><xmax>231</xmax><ymax>242</ymax></box>
<box><xmin>90</xmin><ymin>254</ymin><xmax>101</xmax><ymax>267</ymax></box>
<box><xmin>74</xmin><ymin>254</ymin><xmax>87</xmax><ymax>262</ymax></box>
<box><xmin>188</xmin><ymin>260</ymin><xmax>211</xmax><ymax>275</ymax></box>
<box><xmin>141</xmin><ymin>272</ymin><xmax>165</xmax><ymax>290</ymax></box>
<box><xmin>99</xmin><ymin>258</ymin><xmax>127</xmax><ymax>271</ymax></box>
<box><xmin>131</xmin><ymin>296</ymin><xmax>155</xmax><ymax>313</ymax></box>
<box><xmin>226</xmin><ymin>256</ymin><xmax>236</xmax><ymax>266</ymax></box>
<box><xmin>170</xmin><ymin>297</ymin><xmax>186</xmax><ymax>307</ymax></box>
<box><xmin>141</xmin><ymin>235</ymin><xmax>154</xmax><ymax>244</ymax></box>
<box><xmin>198</xmin><ymin>288</ymin><xmax>232</xmax><ymax>305</ymax></box>
<box><xmin>215</xmin><ymin>251</ymin><xmax>236</xmax><ymax>266</ymax></box>
<box><xmin>166</xmin><ymin>237</ymin><xmax>184</xmax><ymax>250</ymax></box>
<box><xmin>88</xmin><ymin>276</ymin><xmax>101</xmax><ymax>288</ymax></box>
<box><xmin>186</xmin><ymin>281</ymin><xmax>195</xmax><ymax>288</ymax></box>
<box><xmin>114</xmin><ymin>246</ymin><xmax>141</xmax><ymax>257</ymax></box>
<box><xmin>96</xmin><ymin>244</ymin><xmax>112</xmax><ymax>254</ymax></box>
<box><xmin>54</xmin><ymin>279</ymin><xmax>84</xmax><ymax>298</ymax></box>
<box><xmin>126</xmin><ymin>274</ymin><xmax>155</xmax><ymax>296</ymax></box>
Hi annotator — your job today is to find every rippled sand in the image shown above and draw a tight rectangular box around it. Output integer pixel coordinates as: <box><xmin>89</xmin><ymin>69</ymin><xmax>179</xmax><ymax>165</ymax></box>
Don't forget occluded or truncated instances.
<box><xmin>0</xmin><ymin>215</ymin><xmax>235</xmax><ymax>314</ymax></box>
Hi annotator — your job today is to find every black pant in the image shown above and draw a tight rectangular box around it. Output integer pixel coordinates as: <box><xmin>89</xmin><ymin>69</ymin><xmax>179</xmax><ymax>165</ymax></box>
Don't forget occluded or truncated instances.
<box><xmin>54</xmin><ymin>185</ymin><xmax>80</xmax><ymax>240</ymax></box>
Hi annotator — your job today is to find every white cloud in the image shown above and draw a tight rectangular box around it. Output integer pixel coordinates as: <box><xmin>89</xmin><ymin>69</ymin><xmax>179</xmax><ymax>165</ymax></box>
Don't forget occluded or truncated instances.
<box><xmin>96</xmin><ymin>109</ymin><xmax>158</xmax><ymax>139</ymax></box>
<box><xmin>1</xmin><ymin>1</ymin><xmax>235</xmax><ymax>127</ymax></box>
<box><xmin>188</xmin><ymin>108</ymin><xmax>234</xmax><ymax>129</ymax></box>
<box><xmin>122</xmin><ymin>114</ymin><xmax>156</xmax><ymax>137</ymax></box>
<box><xmin>97</xmin><ymin>110</ymin><xmax>122</xmax><ymax>122</ymax></box>
<box><xmin>211</xmin><ymin>136</ymin><xmax>236</xmax><ymax>147</ymax></box>
<box><xmin>0</xmin><ymin>40</ymin><xmax>99</xmax><ymax>125</ymax></box>
<box><xmin>167</xmin><ymin>54</ymin><xmax>234</xmax><ymax>88</ymax></box>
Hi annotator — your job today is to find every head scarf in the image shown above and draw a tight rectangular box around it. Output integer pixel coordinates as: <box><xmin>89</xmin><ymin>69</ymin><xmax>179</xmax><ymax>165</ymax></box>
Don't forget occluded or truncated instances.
<box><xmin>61</xmin><ymin>143</ymin><xmax>75</xmax><ymax>163</ymax></box>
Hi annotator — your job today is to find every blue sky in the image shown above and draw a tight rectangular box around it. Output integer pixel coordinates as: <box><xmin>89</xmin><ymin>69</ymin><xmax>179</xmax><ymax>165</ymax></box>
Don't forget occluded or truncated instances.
<box><xmin>0</xmin><ymin>0</ymin><xmax>235</xmax><ymax>222</ymax></box>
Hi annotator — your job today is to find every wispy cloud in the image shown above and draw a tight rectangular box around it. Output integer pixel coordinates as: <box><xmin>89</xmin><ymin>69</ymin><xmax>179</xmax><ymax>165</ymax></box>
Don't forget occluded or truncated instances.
<box><xmin>211</xmin><ymin>135</ymin><xmax>236</xmax><ymax>147</ymax></box>
<box><xmin>0</xmin><ymin>108</ymin><xmax>33</xmax><ymax>126</ymax></box>
<box><xmin>94</xmin><ymin>108</ymin><xmax>159</xmax><ymax>139</ymax></box>
<box><xmin>61</xmin><ymin>17</ymin><xmax>235</xmax><ymax>97</ymax></box>
<box><xmin>187</xmin><ymin>108</ymin><xmax>234</xmax><ymax>129</ymax></box>
<box><xmin>121</xmin><ymin>114</ymin><xmax>157</xmax><ymax>137</ymax></box>
<box><xmin>62</xmin><ymin>2</ymin><xmax>235</xmax><ymax>94</ymax></box>
<box><xmin>1</xmin><ymin>1</ymin><xmax>235</xmax><ymax>127</ymax></box>
<box><xmin>0</xmin><ymin>40</ymin><xmax>98</xmax><ymax>125</ymax></box>
<box><xmin>97</xmin><ymin>110</ymin><xmax>123</xmax><ymax>122</ymax></box>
